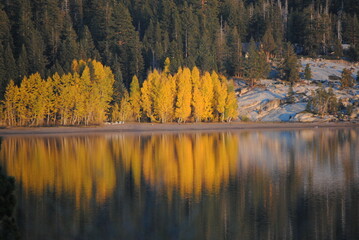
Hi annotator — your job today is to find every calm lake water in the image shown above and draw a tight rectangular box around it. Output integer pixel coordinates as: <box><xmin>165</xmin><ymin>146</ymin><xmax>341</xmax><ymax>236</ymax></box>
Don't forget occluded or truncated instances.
<box><xmin>1</xmin><ymin>128</ymin><xmax>359</xmax><ymax>240</ymax></box>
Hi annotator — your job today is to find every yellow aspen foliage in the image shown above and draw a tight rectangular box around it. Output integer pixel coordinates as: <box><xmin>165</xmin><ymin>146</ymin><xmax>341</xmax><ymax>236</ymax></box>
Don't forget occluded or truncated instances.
<box><xmin>49</xmin><ymin>73</ymin><xmax>61</xmax><ymax>122</ymax></box>
<box><xmin>212</xmin><ymin>72</ymin><xmax>228</xmax><ymax>122</ymax></box>
<box><xmin>155</xmin><ymin>73</ymin><xmax>175</xmax><ymax>123</ymax></box>
<box><xmin>43</xmin><ymin>77</ymin><xmax>56</xmax><ymax>125</ymax></box>
<box><xmin>174</xmin><ymin>67</ymin><xmax>192</xmax><ymax>122</ymax></box>
<box><xmin>140</xmin><ymin>80</ymin><xmax>153</xmax><ymax>121</ymax></box>
<box><xmin>191</xmin><ymin>67</ymin><xmax>205</xmax><ymax>122</ymax></box>
<box><xmin>117</xmin><ymin>91</ymin><xmax>133</xmax><ymax>122</ymax></box>
<box><xmin>191</xmin><ymin>66</ymin><xmax>201</xmax><ymax>86</ymax></box>
<box><xmin>78</xmin><ymin>66</ymin><xmax>92</xmax><ymax>124</ymax></box>
<box><xmin>57</xmin><ymin>73</ymin><xmax>76</xmax><ymax>125</ymax></box>
<box><xmin>72</xmin><ymin>73</ymin><xmax>87</xmax><ymax>125</ymax></box>
<box><xmin>224</xmin><ymin>80</ymin><xmax>238</xmax><ymax>122</ymax></box>
<box><xmin>18</xmin><ymin>73</ymin><xmax>47</xmax><ymax>125</ymax></box>
<box><xmin>111</xmin><ymin>103</ymin><xmax>121</xmax><ymax>122</ymax></box>
<box><xmin>90</xmin><ymin>59</ymin><xmax>114</xmax><ymax>123</ymax></box>
<box><xmin>130</xmin><ymin>75</ymin><xmax>141</xmax><ymax>122</ymax></box>
<box><xmin>1</xmin><ymin>60</ymin><xmax>239</xmax><ymax>125</ymax></box>
<box><xmin>140</xmin><ymin>71</ymin><xmax>158</xmax><ymax>122</ymax></box>
<box><xmin>3</xmin><ymin>80</ymin><xmax>19</xmax><ymax>126</ymax></box>
<box><xmin>201</xmin><ymin>72</ymin><xmax>214</xmax><ymax>121</ymax></box>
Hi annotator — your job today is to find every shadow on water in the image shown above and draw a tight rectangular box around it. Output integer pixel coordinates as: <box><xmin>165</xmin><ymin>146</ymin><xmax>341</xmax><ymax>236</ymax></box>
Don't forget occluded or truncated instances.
<box><xmin>0</xmin><ymin>160</ymin><xmax>20</xmax><ymax>240</ymax></box>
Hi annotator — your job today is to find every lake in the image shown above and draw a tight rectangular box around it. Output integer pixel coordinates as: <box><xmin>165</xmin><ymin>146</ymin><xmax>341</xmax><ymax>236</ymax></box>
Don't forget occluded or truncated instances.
<box><xmin>0</xmin><ymin>128</ymin><xmax>358</xmax><ymax>239</ymax></box>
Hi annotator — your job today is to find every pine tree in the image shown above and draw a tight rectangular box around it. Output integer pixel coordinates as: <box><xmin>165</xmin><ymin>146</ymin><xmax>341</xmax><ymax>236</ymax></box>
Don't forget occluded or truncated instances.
<box><xmin>3</xmin><ymin>43</ymin><xmax>17</xmax><ymax>83</ymax></box>
<box><xmin>181</xmin><ymin>3</ymin><xmax>199</xmax><ymax>69</ymax></box>
<box><xmin>215</xmin><ymin>20</ymin><xmax>228</xmax><ymax>73</ymax></box>
<box><xmin>79</xmin><ymin>25</ymin><xmax>100</xmax><ymax>60</ymax></box>
<box><xmin>0</xmin><ymin>8</ymin><xmax>12</xmax><ymax>42</ymax></box>
<box><xmin>262</xmin><ymin>27</ymin><xmax>276</xmax><ymax>61</ymax></box>
<box><xmin>304</xmin><ymin>63</ymin><xmax>312</xmax><ymax>80</ymax></box>
<box><xmin>0</xmin><ymin>43</ymin><xmax>6</xmax><ymax>98</ymax></box>
<box><xmin>244</xmin><ymin>38</ymin><xmax>269</xmax><ymax>86</ymax></box>
<box><xmin>109</xmin><ymin>2</ymin><xmax>143</xmax><ymax>86</ymax></box>
<box><xmin>344</xmin><ymin>14</ymin><xmax>359</xmax><ymax>47</ymax></box>
<box><xmin>197</xmin><ymin>28</ymin><xmax>214</xmax><ymax>72</ymax></box>
<box><xmin>341</xmin><ymin>68</ymin><xmax>354</xmax><ymax>88</ymax></box>
<box><xmin>16</xmin><ymin>0</ymin><xmax>47</xmax><ymax>76</ymax></box>
<box><xmin>282</xmin><ymin>43</ymin><xmax>300</xmax><ymax>84</ymax></box>
<box><xmin>58</xmin><ymin>15</ymin><xmax>79</xmax><ymax>73</ymax></box>
<box><xmin>32</xmin><ymin>0</ymin><xmax>62</xmax><ymax>68</ymax></box>
<box><xmin>17</xmin><ymin>44</ymin><xmax>29</xmax><ymax>82</ymax></box>
<box><xmin>227</xmin><ymin>27</ymin><xmax>242</xmax><ymax>77</ymax></box>
<box><xmin>333</xmin><ymin>38</ymin><xmax>343</xmax><ymax>59</ymax></box>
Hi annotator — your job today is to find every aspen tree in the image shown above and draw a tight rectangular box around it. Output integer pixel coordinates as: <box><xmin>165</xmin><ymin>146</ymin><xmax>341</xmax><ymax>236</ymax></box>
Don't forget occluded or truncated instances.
<box><xmin>212</xmin><ymin>73</ymin><xmax>227</xmax><ymax>122</ymax></box>
<box><xmin>191</xmin><ymin>67</ymin><xmax>204</xmax><ymax>122</ymax></box>
<box><xmin>175</xmin><ymin>67</ymin><xmax>192</xmax><ymax>122</ymax></box>
<box><xmin>156</xmin><ymin>74</ymin><xmax>175</xmax><ymax>123</ymax></box>
<box><xmin>43</xmin><ymin>77</ymin><xmax>55</xmax><ymax>125</ymax></box>
<box><xmin>79</xmin><ymin>66</ymin><xmax>92</xmax><ymax>124</ymax></box>
<box><xmin>224</xmin><ymin>80</ymin><xmax>238</xmax><ymax>122</ymax></box>
<box><xmin>19</xmin><ymin>73</ymin><xmax>46</xmax><ymax>125</ymax></box>
<box><xmin>3</xmin><ymin>80</ymin><xmax>18</xmax><ymax>126</ymax></box>
<box><xmin>118</xmin><ymin>90</ymin><xmax>132</xmax><ymax>122</ymax></box>
<box><xmin>141</xmin><ymin>70</ymin><xmax>159</xmax><ymax>122</ymax></box>
<box><xmin>201</xmin><ymin>72</ymin><xmax>214</xmax><ymax>121</ymax></box>
<box><xmin>141</xmin><ymin>80</ymin><xmax>153</xmax><ymax>121</ymax></box>
<box><xmin>130</xmin><ymin>75</ymin><xmax>141</xmax><ymax>122</ymax></box>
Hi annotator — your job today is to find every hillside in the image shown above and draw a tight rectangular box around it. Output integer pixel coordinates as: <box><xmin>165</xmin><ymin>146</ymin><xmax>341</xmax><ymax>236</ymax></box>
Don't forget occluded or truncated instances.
<box><xmin>236</xmin><ymin>58</ymin><xmax>359</xmax><ymax>122</ymax></box>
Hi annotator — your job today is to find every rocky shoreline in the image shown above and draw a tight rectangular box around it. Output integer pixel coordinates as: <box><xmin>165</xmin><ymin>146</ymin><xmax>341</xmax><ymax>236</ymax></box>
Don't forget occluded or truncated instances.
<box><xmin>236</xmin><ymin>58</ymin><xmax>359</xmax><ymax>122</ymax></box>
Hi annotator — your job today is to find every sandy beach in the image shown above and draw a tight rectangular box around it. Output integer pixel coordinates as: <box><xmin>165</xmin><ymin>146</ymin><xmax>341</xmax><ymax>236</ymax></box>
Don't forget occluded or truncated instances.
<box><xmin>0</xmin><ymin>121</ymin><xmax>358</xmax><ymax>136</ymax></box>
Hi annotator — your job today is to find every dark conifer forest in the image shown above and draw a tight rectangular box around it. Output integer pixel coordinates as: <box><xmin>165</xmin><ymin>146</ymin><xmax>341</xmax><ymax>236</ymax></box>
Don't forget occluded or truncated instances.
<box><xmin>0</xmin><ymin>0</ymin><xmax>358</xmax><ymax>98</ymax></box>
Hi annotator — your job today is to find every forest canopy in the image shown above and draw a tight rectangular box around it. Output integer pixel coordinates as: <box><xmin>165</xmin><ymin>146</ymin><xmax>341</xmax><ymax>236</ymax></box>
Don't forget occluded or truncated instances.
<box><xmin>0</xmin><ymin>0</ymin><xmax>358</xmax><ymax>96</ymax></box>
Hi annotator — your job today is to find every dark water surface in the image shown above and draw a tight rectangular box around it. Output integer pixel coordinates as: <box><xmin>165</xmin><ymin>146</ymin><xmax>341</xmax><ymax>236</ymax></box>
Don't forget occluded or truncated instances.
<box><xmin>0</xmin><ymin>128</ymin><xmax>358</xmax><ymax>240</ymax></box>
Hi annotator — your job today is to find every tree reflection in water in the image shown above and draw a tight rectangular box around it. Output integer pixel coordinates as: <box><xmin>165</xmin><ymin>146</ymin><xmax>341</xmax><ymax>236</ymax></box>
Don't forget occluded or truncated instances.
<box><xmin>0</xmin><ymin>129</ymin><xmax>358</xmax><ymax>240</ymax></box>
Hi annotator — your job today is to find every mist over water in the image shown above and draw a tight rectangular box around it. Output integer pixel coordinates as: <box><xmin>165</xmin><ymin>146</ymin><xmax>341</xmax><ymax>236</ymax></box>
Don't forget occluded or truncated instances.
<box><xmin>0</xmin><ymin>129</ymin><xmax>358</xmax><ymax>240</ymax></box>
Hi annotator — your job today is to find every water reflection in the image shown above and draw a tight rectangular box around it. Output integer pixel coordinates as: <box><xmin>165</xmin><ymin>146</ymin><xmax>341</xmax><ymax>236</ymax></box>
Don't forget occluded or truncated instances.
<box><xmin>0</xmin><ymin>129</ymin><xmax>358</xmax><ymax>240</ymax></box>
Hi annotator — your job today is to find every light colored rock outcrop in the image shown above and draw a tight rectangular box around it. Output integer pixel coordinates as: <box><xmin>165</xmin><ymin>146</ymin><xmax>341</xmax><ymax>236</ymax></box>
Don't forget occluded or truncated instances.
<box><xmin>350</xmin><ymin>108</ymin><xmax>359</xmax><ymax>119</ymax></box>
<box><xmin>291</xmin><ymin>112</ymin><xmax>317</xmax><ymax>122</ymax></box>
<box><xmin>236</xmin><ymin>58</ymin><xmax>359</xmax><ymax>122</ymax></box>
<box><xmin>261</xmin><ymin>103</ymin><xmax>307</xmax><ymax>122</ymax></box>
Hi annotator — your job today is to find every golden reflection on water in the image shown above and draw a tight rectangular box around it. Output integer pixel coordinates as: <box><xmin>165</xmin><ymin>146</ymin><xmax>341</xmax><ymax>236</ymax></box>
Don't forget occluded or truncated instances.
<box><xmin>0</xmin><ymin>133</ymin><xmax>239</xmax><ymax>203</ymax></box>
<box><xmin>0</xmin><ymin>137</ymin><xmax>116</xmax><ymax>206</ymax></box>
<box><xmin>112</xmin><ymin>133</ymin><xmax>239</xmax><ymax>198</ymax></box>
<box><xmin>1</xmin><ymin>129</ymin><xmax>358</xmax><ymax>240</ymax></box>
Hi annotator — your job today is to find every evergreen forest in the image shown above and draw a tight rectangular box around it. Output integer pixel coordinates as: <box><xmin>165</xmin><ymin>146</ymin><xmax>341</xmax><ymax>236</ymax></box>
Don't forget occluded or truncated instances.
<box><xmin>0</xmin><ymin>0</ymin><xmax>358</xmax><ymax>125</ymax></box>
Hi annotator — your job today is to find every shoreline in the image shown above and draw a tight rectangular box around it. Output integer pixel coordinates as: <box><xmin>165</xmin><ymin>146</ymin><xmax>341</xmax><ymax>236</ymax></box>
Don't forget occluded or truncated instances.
<box><xmin>0</xmin><ymin>121</ymin><xmax>358</xmax><ymax>136</ymax></box>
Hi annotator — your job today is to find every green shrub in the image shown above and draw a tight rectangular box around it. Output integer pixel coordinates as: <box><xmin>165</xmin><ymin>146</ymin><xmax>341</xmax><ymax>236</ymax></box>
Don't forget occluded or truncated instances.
<box><xmin>341</xmin><ymin>68</ymin><xmax>354</xmax><ymax>88</ymax></box>
<box><xmin>240</xmin><ymin>115</ymin><xmax>250</xmax><ymax>122</ymax></box>
<box><xmin>306</xmin><ymin>87</ymin><xmax>338</xmax><ymax>115</ymax></box>
<box><xmin>304</xmin><ymin>64</ymin><xmax>312</xmax><ymax>80</ymax></box>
